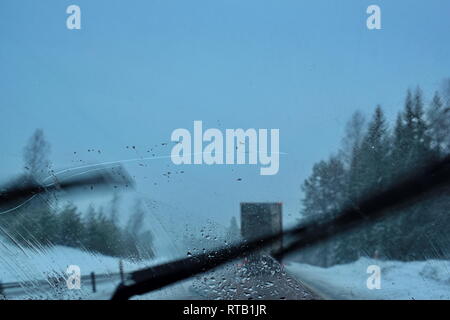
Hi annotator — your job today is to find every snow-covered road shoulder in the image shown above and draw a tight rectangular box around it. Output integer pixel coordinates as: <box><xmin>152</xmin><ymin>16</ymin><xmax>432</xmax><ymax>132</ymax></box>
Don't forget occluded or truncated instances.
<box><xmin>0</xmin><ymin>239</ymin><xmax>172</xmax><ymax>299</ymax></box>
<box><xmin>285</xmin><ymin>257</ymin><xmax>450</xmax><ymax>300</ymax></box>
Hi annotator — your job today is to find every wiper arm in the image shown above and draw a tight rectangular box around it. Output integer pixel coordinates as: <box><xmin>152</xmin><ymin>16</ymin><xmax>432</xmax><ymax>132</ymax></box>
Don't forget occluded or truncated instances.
<box><xmin>0</xmin><ymin>164</ymin><xmax>134</xmax><ymax>213</ymax></box>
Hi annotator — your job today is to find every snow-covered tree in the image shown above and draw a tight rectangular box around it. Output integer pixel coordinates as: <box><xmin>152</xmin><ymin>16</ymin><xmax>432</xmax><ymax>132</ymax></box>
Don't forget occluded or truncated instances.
<box><xmin>225</xmin><ymin>216</ymin><xmax>240</xmax><ymax>241</ymax></box>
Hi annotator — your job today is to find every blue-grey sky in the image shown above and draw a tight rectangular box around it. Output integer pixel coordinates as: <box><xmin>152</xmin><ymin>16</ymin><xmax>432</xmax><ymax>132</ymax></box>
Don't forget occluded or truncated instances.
<box><xmin>1</xmin><ymin>0</ymin><xmax>449</xmax><ymax>227</ymax></box>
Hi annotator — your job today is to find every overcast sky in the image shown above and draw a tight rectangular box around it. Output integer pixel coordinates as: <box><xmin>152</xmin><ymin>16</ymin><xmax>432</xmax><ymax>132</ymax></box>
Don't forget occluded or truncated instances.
<box><xmin>1</xmin><ymin>0</ymin><xmax>449</xmax><ymax>229</ymax></box>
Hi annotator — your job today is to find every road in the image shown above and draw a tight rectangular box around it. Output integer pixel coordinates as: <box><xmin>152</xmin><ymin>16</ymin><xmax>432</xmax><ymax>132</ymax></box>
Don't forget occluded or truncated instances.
<box><xmin>190</xmin><ymin>258</ymin><xmax>320</xmax><ymax>300</ymax></box>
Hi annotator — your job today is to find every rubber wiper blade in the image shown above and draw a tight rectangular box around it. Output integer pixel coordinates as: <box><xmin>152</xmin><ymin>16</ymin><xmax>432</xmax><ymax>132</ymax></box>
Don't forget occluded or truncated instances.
<box><xmin>0</xmin><ymin>164</ymin><xmax>134</xmax><ymax>213</ymax></box>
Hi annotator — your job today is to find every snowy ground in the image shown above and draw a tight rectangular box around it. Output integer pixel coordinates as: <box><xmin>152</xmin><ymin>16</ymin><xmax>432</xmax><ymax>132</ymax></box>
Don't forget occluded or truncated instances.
<box><xmin>0</xmin><ymin>240</ymin><xmax>155</xmax><ymax>283</ymax></box>
<box><xmin>0</xmin><ymin>238</ymin><xmax>195</xmax><ymax>299</ymax></box>
<box><xmin>4</xmin><ymin>234</ymin><xmax>449</xmax><ymax>300</ymax></box>
<box><xmin>285</xmin><ymin>257</ymin><xmax>450</xmax><ymax>300</ymax></box>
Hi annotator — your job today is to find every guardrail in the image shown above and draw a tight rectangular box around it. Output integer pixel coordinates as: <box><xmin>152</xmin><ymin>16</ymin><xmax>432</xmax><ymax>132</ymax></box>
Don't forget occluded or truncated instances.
<box><xmin>0</xmin><ymin>271</ymin><xmax>125</xmax><ymax>299</ymax></box>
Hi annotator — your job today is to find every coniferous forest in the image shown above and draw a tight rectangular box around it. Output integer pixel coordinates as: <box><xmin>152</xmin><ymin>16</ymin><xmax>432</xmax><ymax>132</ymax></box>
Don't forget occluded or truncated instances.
<box><xmin>299</xmin><ymin>81</ymin><xmax>450</xmax><ymax>267</ymax></box>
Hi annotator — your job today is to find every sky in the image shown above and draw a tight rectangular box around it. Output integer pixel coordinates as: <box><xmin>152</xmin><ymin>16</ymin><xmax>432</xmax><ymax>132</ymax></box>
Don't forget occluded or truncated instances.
<box><xmin>0</xmin><ymin>0</ymin><xmax>449</xmax><ymax>230</ymax></box>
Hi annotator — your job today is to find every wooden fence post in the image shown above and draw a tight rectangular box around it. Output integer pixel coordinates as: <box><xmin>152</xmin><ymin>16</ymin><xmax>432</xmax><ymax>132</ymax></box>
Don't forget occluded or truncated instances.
<box><xmin>90</xmin><ymin>272</ymin><xmax>96</xmax><ymax>293</ymax></box>
<box><xmin>119</xmin><ymin>260</ymin><xmax>124</xmax><ymax>283</ymax></box>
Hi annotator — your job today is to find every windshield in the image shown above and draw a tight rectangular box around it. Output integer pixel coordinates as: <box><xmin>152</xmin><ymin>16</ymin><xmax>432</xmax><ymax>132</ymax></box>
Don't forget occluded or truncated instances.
<box><xmin>0</xmin><ymin>0</ymin><xmax>449</xmax><ymax>300</ymax></box>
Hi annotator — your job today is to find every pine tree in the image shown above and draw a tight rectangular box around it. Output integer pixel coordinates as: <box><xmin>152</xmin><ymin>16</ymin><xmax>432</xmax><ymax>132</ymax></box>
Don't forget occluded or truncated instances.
<box><xmin>122</xmin><ymin>200</ymin><xmax>154</xmax><ymax>260</ymax></box>
<box><xmin>57</xmin><ymin>203</ymin><xmax>84</xmax><ymax>247</ymax></box>
<box><xmin>23</xmin><ymin>129</ymin><xmax>51</xmax><ymax>182</ymax></box>
<box><xmin>301</xmin><ymin>156</ymin><xmax>347</xmax><ymax>219</ymax></box>
<box><xmin>427</xmin><ymin>91</ymin><xmax>449</xmax><ymax>154</ymax></box>
<box><xmin>109</xmin><ymin>192</ymin><xmax>120</xmax><ymax>224</ymax></box>
<box><xmin>391</xmin><ymin>112</ymin><xmax>406</xmax><ymax>172</ymax></box>
<box><xmin>12</xmin><ymin>129</ymin><xmax>56</xmax><ymax>247</ymax></box>
<box><xmin>358</xmin><ymin>106</ymin><xmax>390</xmax><ymax>194</ymax></box>
<box><xmin>136</xmin><ymin>230</ymin><xmax>155</xmax><ymax>259</ymax></box>
<box><xmin>83</xmin><ymin>205</ymin><xmax>104</xmax><ymax>253</ymax></box>
<box><xmin>339</xmin><ymin>111</ymin><xmax>366</xmax><ymax>168</ymax></box>
<box><xmin>226</xmin><ymin>216</ymin><xmax>240</xmax><ymax>242</ymax></box>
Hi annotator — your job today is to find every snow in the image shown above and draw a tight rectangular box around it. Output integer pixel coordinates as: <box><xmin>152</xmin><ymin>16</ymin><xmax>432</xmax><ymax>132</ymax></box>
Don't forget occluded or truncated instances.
<box><xmin>285</xmin><ymin>257</ymin><xmax>450</xmax><ymax>300</ymax></box>
<box><xmin>4</xmin><ymin>230</ymin><xmax>449</xmax><ymax>300</ymax></box>
<box><xmin>0</xmin><ymin>239</ymin><xmax>154</xmax><ymax>283</ymax></box>
<box><xmin>0</xmin><ymin>237</ymin><xmax>182</xmax><ymax>299</ymax></box>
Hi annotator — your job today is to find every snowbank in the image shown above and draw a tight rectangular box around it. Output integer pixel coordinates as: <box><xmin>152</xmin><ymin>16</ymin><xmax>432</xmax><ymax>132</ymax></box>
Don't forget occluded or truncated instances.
<box><xmin>0</xmin><ymin>240</ymin><xmax>161</xmax><ymax>283</ymax></box>
<box><xmin>285</xmin><ymin>257</ymin><xmax>450</xmax><ymax>300</ymax></box>
<box><xmin>0</xmin><ymin>237</ymin><xmax>198</xmax><ymax>299</ymax></box>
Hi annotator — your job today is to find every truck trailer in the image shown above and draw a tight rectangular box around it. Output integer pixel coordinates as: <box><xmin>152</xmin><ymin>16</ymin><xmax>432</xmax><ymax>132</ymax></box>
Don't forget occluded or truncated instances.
<box><xmin>240</xmin><ymin>202</ymin><xmax>283</xmax><ymax>256</ymax></box>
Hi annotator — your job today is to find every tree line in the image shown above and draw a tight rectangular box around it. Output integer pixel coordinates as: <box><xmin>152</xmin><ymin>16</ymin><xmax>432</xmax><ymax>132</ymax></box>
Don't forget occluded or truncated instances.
<box><xmin>0</xmin><ymin>129</ymin><xmax>154</xmax><ymax>260</ymax></box>
<box><xmin>299</xmin><ymin>80</ymin><xmax>450</xmax><ymax>266</ymax></box>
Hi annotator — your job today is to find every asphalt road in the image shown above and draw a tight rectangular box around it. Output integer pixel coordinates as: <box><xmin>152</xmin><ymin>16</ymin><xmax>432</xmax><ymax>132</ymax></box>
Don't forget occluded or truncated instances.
<box><xmin>191</xmin><ymin>257</ymin><xmax>320</xmax><ymax>300</ymax></box>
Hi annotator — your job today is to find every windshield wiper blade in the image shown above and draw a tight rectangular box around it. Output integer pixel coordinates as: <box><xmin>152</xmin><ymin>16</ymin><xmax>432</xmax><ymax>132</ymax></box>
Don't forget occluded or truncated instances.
<box><xmin>0</xmin><ymin>164</ymin><xmax>134</xmax><ymax>212</ymax></box>
<box><xmin>112</xmin><ymin>155</ymin><xmax>450</xmax><ymax>300</ymax></box>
